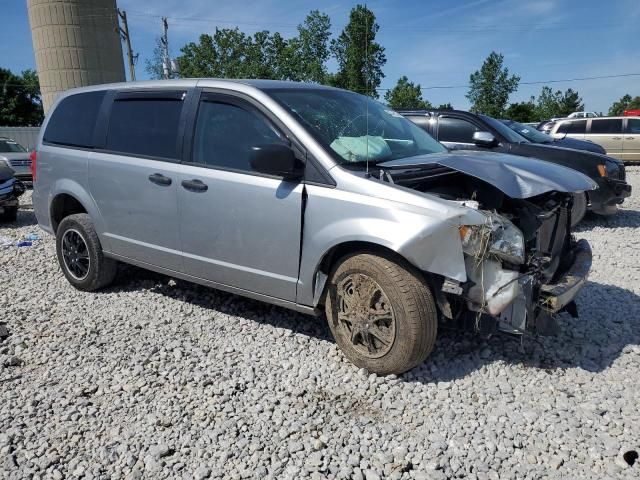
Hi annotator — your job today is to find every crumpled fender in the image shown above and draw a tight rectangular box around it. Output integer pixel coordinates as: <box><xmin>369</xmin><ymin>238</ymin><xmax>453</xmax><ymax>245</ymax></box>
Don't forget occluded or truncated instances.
<box><xmin>297</xmin><ymin>183</ymin><xmax>487</xmax><ymax>307</ymax></box>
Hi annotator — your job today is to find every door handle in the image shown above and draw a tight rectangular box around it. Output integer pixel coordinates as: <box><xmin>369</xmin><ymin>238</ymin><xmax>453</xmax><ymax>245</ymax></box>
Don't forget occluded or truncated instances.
<box><xmin>181</xmin><ymin>179</ymin><xmax>208</xmax><ymax>192</ymax></box>
<box><xmin>148</xmin><ymin>173</ymin><xmax>172</xmax><ymax>186</ymax></box>
<box><xmin>612</xmin><ymin>137</ymin><xmax>622</xmax><ymax>140</ymax></box>
<box><xmin>625</xmin><ymin>137</ymin><xmax>635</xmax><ymax>140</ymax></box>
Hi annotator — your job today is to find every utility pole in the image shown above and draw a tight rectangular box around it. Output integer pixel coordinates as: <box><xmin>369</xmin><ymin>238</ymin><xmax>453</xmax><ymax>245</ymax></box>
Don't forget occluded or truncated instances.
<box><xmin>161</xmin><ymin>17</ymin><xmax>170</xmax><ymax>79</ymax></box>
<box><xmin>118</xmin><ymin>9</ymin><xmax>137</xmax><ymax>81</ymax></box>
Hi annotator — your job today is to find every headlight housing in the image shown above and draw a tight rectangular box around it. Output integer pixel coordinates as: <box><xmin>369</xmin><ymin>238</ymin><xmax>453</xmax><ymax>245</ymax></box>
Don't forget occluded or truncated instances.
<box><xmin>459</xmin><ymin>215</ymin><xmax>525</xmax><ymax>265</ymax></box>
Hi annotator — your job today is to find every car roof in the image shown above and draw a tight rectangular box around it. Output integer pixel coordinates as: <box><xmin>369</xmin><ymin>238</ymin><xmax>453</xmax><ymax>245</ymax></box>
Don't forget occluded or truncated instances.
<box><xmin>55</xmin><ymin>78</ymin><xmax>340</xmax><ymax>97</ymax></box>
<box><xmin>395</xmin><ymin>109</ymin><xmax>477</xmax><ymax>117</ymax></box>
<box><xmin>557</xmin><ymin>116</ymin><xmax>630</xmax><ymax>122</ymax></box>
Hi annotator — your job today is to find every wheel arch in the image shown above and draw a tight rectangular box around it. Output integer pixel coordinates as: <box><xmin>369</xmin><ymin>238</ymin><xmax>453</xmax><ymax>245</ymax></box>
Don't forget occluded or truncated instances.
<box><xmin>311</xmin><ymin>240</ymin><xmax>438</xmax><ymax>308</ymax></box>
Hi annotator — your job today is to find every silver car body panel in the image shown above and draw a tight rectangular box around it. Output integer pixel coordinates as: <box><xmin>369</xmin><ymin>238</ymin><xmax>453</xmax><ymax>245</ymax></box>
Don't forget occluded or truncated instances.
<box><xmin>33</xmin><ymin>79</ymin><xmax>587</xmax><ymax>314</ymax></box>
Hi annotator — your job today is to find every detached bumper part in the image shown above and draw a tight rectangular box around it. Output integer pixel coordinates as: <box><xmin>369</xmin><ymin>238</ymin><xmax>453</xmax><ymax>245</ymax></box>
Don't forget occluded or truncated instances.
<box><xmin>539</xmin><ymin>239</ymin><xmax>592</xmax><ymax>313</ymax></box>
<box><xmin>590</xmin><ymin>178</ymin><xmax>632</xmax><ymax>215</ymax></box>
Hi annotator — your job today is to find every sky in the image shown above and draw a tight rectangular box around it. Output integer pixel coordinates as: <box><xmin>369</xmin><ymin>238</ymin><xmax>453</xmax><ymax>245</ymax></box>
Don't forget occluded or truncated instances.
<box><xmin>2</xmin><ymin>0</ymin><xmax>639</xmax><ymax>112</ymax></box>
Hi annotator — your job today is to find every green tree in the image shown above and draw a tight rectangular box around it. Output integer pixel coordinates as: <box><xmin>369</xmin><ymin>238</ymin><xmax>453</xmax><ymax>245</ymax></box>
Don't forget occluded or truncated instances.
<box><xmin>608</xmin><ymin>94</ymin><xmax>640</xmax><ymax>116</ymax></box>
<box><xmin>286</xmin><ymin>10</ymin><xmax>332</xmax><ymax>82</ymax></box>
<box><xmin>505</xmin><ymin>100</ymin><xmax>537</xmax><ymax>122</ymax></box>
<box><xmin>175</xmin><ymin>11</ymin><xmax>332</xmax><ymax>83</ymax></box>
<box><xmin>0</xmin><ymin>68</ymin><xmax>44</xmax><ymax>126</ymax></box>
<box><xmin>558</xmin><ymin>88</ymin><xmax>583</xmax><ymax>115</ymax></box>
<box><xmin>534</xmin><ymin>86</ymin><xmax>584</xmax><ymax>120</ymax></box>
<box><xmin>384</xmin><ymin>76</ymin><xmax>432</xmax><ymax>110</ymax></box>
<box><xmin>328</xmin><ymin>4</ymin><xmax>386</xmax><ymax>97</ymax></box>
<box><xmin>437</xmin><ymin>102</ymin><xmax>453</xmax><ymax>110</ymax></box>
<box><xmin>466</xmin><ymin>51</ymin><xmax>520</xmax><ymax>117</ymax></box>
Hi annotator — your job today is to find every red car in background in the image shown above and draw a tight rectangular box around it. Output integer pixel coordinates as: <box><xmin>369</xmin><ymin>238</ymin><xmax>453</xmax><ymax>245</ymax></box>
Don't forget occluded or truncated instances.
<box><xmin>623</xmin><ymin>109</ymin><xmax>640</xmax><ymax>116</ymax></box>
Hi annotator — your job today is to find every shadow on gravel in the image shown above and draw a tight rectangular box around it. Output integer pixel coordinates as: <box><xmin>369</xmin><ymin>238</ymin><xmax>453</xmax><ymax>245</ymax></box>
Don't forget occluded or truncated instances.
<box><xmin>405</xmin><ymin>280</ymin><xmax>640</xmax><ymax>383</ymax></box>
<box><xmin>576</xmin><ymin>209</ymin><xmax>640</xmax><ymax>231</ymax></box>
<box><xmin>0</xmin><ymin>203</ymin><xmax>38</xmax><ymax>230</ymax></box>
<box><xmin>104</xmin><ymin>264</ymin><xmax>640</xmax><ymax>383</ymax></box>
<box><xmin>104</xmin><ymin>263</ymin><xmax>334</xmax><ymax>341</ymax></box>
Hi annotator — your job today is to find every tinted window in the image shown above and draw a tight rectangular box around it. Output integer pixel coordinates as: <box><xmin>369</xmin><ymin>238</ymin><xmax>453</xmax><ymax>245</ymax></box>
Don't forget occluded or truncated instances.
<box><xmin>590</xmin><ymin>119</ymin><xmax>622</xmax><ymax>134</ymax></box>
<box><xmin>192</xmin><ymin>100</ymin><xmax>283</xmax><ymax>172</ymax></box>
<box><xmin>480</xmin><ymin>115</ymin><xmax>528</xmax><ymax>143</ymax></box>
<box><xmin>105</xmin><ymin>96</ymin><xmax>184</xmax><ymax>159</ymax></box>
<box><xmin>626</xmin><ymin>119</ymin><xmax>640</xmax><ymax>134</ymax></box>
<box><xmin>438</xmin><ymin>117</ymin><xmax>480</xmax><ymax>143</ymax></box>
<box><xmin>0</xmin><ymin>139</ymin><xmax>27</xmax><ymax>153</ymax></box>
<box><xmin>557</xmin><ymin>120</ymin><xmax>586</xmax><ymax>134</ymax></box>
<box><xmin>43</xmin><ymin>91</ymin><xmax>105</xmax><ymax>148</ymax></box>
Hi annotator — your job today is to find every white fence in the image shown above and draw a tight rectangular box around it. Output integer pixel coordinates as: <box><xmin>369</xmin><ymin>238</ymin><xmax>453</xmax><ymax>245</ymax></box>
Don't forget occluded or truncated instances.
<box><xmin>0</xmin><ymin>127</ymin><xmax>41</xmax><ymax>151</ymax></box>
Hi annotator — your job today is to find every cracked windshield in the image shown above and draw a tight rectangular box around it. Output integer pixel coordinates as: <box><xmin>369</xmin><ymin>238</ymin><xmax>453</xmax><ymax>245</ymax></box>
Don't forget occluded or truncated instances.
<box><xmin>268</xmin><ymin>88</ymin><xmax>446</xmax><ymax>166</ymax></box>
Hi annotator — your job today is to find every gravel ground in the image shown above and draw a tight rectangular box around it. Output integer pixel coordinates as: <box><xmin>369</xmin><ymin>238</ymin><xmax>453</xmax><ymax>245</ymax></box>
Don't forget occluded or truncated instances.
<box><xmin>1</xmin><ymin>169</ymin><xmax>639</xmax><ymax>480</ymax></box>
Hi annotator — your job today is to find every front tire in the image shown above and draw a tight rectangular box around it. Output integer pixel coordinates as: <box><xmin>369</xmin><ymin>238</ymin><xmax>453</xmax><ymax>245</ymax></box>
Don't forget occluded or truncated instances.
<box><xmin>571</xmin><ymin>192</ymin><xmax>587</xmax><ymax>227</ymax></box>
<box><xmin>325</xmin><ymin>253</ymin><xmax>438</xmax><ymax>375</ymax></box>
<box><xmin>56</xmin><ymin>214</ymin><xmax>117</xmax><ymax>291</ymax></box>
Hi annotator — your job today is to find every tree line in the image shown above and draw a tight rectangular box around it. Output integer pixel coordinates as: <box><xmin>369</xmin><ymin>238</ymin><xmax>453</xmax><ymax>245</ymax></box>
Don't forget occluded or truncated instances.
<box><xmin>1</xmin><ymin>4</ymin><xmax>639</xmax><ymax>126</ymax></box>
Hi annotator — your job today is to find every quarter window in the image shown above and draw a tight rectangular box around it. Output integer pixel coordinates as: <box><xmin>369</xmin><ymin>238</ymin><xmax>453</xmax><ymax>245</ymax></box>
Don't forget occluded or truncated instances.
<box><xmin>437</xmin><ymin>117</ymin><xmax>480</xmax><ymax>143</ymax></box>
<box><xmin>43</xmin><ymin>91</ymin><xmax>105</xmax><ymax>148</ymax></box>
<box><xmin>590</xmin><ymin>119</ymin><xmax>622</xmax><ymax>134</ymax></box>
<box><xmin>191</xmin><ymin>99</ymin><xmax>284</xmax><ymax>172</ymax></box>
<box><xmin>625</xmin><ymin>119</ymin><xmax>640</xmax><ymax>134</ymax></box>
<box><xmin>105</xmin><ymin>95</ymin><xmax>185</xmax><ymax>159</ymax></box>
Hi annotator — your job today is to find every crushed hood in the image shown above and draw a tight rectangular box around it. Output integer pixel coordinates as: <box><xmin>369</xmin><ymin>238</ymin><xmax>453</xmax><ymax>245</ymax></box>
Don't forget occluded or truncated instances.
<box><xmin>378</xmin><ymin>150</ymin><xmax>597</xmax><ymax>199</ymax></box>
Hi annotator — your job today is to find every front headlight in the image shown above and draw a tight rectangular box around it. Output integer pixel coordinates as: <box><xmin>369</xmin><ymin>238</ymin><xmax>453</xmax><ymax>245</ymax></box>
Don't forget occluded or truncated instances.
<box><xmin>460</xmin><ymin>216</ymin><xmax>525</xmax><ymax>265</ymax></box>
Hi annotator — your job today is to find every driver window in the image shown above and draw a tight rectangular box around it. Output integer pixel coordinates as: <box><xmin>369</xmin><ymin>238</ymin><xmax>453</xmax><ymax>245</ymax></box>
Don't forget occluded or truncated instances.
<box><xmin>192</xmin><ymin>99</ymin><xmax>283</xmax><ymax>172</ymax></box>
<box><xmin>437</xmin><ymin>117</ymin><xmax>480</xmax><ymax>143</ymax></box>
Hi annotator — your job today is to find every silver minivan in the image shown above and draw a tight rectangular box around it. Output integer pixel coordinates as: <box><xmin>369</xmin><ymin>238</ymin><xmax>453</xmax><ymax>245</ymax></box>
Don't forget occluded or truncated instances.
<box><xmin>550</xmin><ymin>116</ymin><xmax>640</xmax><ymax>162</ymax></box>
<box><xmin>33</xmin><ymin>80</ymin><xmax>595</xmax><ymax>374</ymax></box>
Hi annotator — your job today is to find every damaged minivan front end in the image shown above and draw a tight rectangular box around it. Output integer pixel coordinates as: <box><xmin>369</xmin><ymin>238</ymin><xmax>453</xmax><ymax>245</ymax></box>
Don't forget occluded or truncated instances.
<box><xmin>378</xmin><ymin>151</ymin><xmax>595</xmax><ymax>335</ymax></box>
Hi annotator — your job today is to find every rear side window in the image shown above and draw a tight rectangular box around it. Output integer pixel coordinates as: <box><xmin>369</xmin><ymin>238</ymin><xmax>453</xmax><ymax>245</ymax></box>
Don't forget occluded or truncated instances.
<box><xmin>437</xmin><ymin>117</ymin><xmax>480</xmax><ymax>143</ymax></box>
<box><xmin>105</xmin><ymin>94</ymin><xmax>185</xmax><ymax>159</ymax></box>
<box><xmin>191</xmin><ymin>99</ymin><xmax>283</xmax><ymax>172</ymax></box>
<box><xmin>43</xmin><ymin>91</ymin><xmax>105</xmax><ymax>148</ymax></box>
<box><xmin>557</xmin><ymin>120</ymin><xmax>586</xmax><ymax>134</ymax></box>
<box><xmin>627</xmin><ymin>119</ymin><xmax>640</xmax><ymax>134</ymax></box>
<box><xmin>590</xmin><ymin>119</ymin><xmax>622</xmax><ymax>134</ymax></box>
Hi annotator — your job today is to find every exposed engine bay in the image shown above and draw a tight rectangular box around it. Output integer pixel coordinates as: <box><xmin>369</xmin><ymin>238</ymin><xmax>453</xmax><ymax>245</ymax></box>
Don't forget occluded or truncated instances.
<box><xmin>377</xmin><ymin>162</ymin><xmax>592</xmax><ymax>336</ymax></box>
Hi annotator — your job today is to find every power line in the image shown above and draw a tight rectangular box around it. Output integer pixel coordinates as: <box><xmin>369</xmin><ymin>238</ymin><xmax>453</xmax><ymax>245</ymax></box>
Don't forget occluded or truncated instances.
<box><xmin>122</xmin><ymin>10</ymin><xmax>636</xmax><ymax>33</ymax></box>
<box><xmin>3</xmin><ymin>71</ymin><xmax>640</xmax><ymax>92</ymax></box>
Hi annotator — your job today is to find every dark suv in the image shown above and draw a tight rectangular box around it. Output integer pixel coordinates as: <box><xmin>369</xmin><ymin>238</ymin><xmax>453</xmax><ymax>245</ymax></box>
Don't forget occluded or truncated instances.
<box><xmin>400</xmin><ymin>110</ymin><xmax>631</xmax><ymax>224</ymax></box>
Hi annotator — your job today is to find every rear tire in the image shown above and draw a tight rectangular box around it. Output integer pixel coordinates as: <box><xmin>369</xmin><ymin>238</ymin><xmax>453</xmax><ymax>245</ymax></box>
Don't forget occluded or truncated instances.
<box><xmin>571</xmin><ymin>192</ymin><xmax>587</xmax><ymax>228</ymax></box>
<box><xmin>0</xmin><ymin>206</ymin><xmax>18</xmax><ymax>222</ymax></box>
<box><xmin>325</xmin><ymin>252</ymin><xmax>437</xmax><ymax>375</ymax></box>
<box><xmin>56</xmin><ymin>214</ymin><xmax>117</xmax><ymax>291</ymax></box>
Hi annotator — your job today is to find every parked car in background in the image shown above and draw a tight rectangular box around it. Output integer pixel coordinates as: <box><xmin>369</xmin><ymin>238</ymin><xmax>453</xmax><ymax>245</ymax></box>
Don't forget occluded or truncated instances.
<box><xmin>549</xmin><ymin>116</ymin><xmax>640</xmax><ymax>163</ymax></box>
<box><xmin>400</xmin><ymin>109</ymin><xmax>631</xmax><ymax>224</ymax></box>
<box><xmin>0</xmin><ymin>162</ymin><xmax>26</xmax><ymax>222</ymax></box>
<box><xmin>536</xmin><ymin>120</ymin><xmax>556</xmax><ymax>134</ymax></box>
<box><xmin>33</xmin><ymin>80</ymin><xmax>596</xmax><ymax>374</ymax></box>
<box><xmin>0</xmin><ymin>137</ymin><xmax>32</xmax><ymax>181</ymax></box>
<box><xmin>501</xmin><ymin>119</ymin><xmax>606</xmax><ymax>154</ymax></box>
<box><xmin>624</xmin><ymin>109</ymin><xmax>640</xmax><ymax>116</ymax></box>
<box><xmin>567</xmin><ymin>111</ymin><xmax>600</xmax><ymax>119</ymax></box>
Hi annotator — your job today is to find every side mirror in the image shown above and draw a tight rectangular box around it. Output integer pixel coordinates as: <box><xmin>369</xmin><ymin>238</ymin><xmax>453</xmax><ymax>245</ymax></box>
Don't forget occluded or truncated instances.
<box><xmin>473</xmin><ymin>131</ymin><xmax>497</xmax><ymax>147</ymax></box>
<box><xmin>250</xmin><ymin>144</ymin><xmax>304</xmax><ymax>179</ymax></box>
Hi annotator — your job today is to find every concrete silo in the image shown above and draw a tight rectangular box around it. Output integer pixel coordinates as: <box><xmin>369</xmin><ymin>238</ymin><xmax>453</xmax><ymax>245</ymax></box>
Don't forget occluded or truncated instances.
<box><xmin>27</xmin><ymin>0</ymin><xmax>126</xmax><ymax>113</ymax></box>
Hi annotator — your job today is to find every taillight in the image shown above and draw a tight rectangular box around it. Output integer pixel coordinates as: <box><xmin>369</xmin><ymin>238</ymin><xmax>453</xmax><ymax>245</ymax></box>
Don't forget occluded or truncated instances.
<box><xmin>29</xmin><ymin>150</ymin><xmax>37</xmax><ymax>182</ymax></box>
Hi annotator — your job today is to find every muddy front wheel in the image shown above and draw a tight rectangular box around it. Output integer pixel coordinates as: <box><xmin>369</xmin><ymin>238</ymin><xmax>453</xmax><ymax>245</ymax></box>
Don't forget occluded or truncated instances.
<box><xmin>325</xmin><ymin>253</ymin><xmax>437</xmax><ymax>375</ymax></box>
